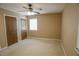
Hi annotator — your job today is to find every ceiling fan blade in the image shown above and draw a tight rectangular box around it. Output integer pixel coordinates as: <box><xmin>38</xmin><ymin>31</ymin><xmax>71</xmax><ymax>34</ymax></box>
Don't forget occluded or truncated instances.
<box><xmin>36</xmin><ymin>8</ymin><xmax>42</xmax><ymax>11</ymax></box>
<box><xmin>23</xmin><ymin>6</ymin><xmax>28</xmax><ymax>9</ymax></box>
<box><xmin>18</xmin><ymin>11</ymin><xmax>26</xmax><ymax>12</ymax></box>
<box><xmin>33</xmin><ymin>11</ymin><xmax>40</xmax><ymax>14</ymax></box>
<box><xmin>17</xmin><ymin>9</ymin><xmax>28</xmax><ymax>12</ymax></box>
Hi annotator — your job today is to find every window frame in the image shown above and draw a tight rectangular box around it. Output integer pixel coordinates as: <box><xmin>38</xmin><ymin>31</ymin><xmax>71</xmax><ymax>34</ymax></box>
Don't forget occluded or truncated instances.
<box><xmin>29</xmin><ymin>18</ymin><xmax>38</xmax><ymax>31</ymax></box>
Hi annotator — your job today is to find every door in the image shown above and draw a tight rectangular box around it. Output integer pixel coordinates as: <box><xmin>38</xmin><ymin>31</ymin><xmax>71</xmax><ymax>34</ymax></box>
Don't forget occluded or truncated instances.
<box><xmin>21</xmin><ymin>19</ymin><xmax>27</xmax><ymax>40</ymax></box>
<box><xmin>5</xmin><ymin>16</ymin><xmax>17</xmax><ymax>46</ymax></box>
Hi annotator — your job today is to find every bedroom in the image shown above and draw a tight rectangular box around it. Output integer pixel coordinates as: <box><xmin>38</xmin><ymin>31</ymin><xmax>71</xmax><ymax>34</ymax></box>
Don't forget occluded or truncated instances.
<box><xmin>0</xmin><ymin>3</ymin><xmax>79</xmax><ymax>56</ymax></box>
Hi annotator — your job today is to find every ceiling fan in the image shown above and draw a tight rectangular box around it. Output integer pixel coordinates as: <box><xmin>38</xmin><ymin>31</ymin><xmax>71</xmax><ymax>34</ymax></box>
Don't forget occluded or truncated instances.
<box><xmin>22</xmin><ymin>4</ymin><xmax>42</xmax><ymax>15</ymax></box>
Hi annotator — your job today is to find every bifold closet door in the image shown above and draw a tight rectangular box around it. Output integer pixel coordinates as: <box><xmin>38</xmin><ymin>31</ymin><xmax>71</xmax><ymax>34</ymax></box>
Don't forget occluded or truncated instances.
<box><xmin>5</xmin><ymin>16</ymin><xmax>17</xmax><ymax>46</ymax></box>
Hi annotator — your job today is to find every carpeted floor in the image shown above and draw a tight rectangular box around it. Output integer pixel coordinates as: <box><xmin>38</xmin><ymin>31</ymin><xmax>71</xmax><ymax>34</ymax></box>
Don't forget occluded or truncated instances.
<box><xmin>0</xmin><ymin>38</ymin><xmax>64</xmax><ymax>56</ymax></box>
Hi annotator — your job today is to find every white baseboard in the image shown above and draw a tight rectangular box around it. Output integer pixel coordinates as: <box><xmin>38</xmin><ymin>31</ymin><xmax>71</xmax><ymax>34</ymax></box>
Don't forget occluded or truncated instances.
<box><xmin>27</xmin><ymin>37</ymin><xmax>60</xmax><ymax>41</ymax></box>
<box><xmin>60</xmin><ymin>40</ymin><xmax>67</xmax><ymax>56</ymax></box>
<box><xmin>0</xmin><ymin>47</ymin><xmax>7</xmax><ymax>51</ymax></box>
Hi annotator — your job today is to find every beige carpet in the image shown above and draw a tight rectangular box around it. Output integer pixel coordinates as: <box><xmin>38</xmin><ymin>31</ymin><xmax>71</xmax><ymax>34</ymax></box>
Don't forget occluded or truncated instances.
<box><xmin>0</xmin><ymin>38</ymin><xmax>64</xmax><ymax>56</ymax></box>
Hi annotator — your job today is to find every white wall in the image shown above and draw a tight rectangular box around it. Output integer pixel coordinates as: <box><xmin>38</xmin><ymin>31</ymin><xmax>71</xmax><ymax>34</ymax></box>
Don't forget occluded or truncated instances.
<box><xmin>62</xmin><ymin>4</ymin><xmax>79</xmax><ymax>55</ymax></box>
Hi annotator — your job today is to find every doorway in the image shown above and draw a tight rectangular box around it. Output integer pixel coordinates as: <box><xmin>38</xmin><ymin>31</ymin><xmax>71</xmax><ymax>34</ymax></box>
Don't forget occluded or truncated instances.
<box><xmin>21</xmin><ymin>19</ymin><xmax>27</xmax><ymax>40</ymax></box>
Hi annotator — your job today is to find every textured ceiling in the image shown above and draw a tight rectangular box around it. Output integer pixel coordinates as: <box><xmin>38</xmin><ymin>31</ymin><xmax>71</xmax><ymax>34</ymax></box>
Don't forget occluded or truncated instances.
<box><xmin>0</xmin><ymin>3</ymin><xmax>67</xmax><ymax>15</ymax></box>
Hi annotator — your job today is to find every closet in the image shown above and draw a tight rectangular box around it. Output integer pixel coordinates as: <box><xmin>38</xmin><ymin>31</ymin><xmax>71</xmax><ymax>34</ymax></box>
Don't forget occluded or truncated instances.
<box><xmin>5</xmin><ymin>16</ymin><xmax>17</xmax><ymax>46</ymax></box>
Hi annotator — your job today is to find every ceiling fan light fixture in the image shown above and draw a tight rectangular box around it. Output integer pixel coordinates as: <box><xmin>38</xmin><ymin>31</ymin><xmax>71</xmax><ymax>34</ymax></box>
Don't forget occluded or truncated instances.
<box><xmin>27</xmin><ymin>11</ymin><xmax>37</xmax><ymax>15</ymax></box>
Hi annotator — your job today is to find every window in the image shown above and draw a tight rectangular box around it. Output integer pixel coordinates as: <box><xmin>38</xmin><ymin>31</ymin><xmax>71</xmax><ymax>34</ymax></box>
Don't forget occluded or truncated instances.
<box><xmin>29</xmin><ymin>18</ymin><xmax>37</xmax><ymax>31</ymax></box>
